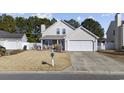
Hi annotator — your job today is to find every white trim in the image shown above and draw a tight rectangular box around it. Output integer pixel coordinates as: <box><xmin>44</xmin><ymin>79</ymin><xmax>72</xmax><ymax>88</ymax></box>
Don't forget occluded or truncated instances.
<box><xmin>61</xmin><ymin>20</ymin><xmax>76</xmax><ymax>30</ymax></box>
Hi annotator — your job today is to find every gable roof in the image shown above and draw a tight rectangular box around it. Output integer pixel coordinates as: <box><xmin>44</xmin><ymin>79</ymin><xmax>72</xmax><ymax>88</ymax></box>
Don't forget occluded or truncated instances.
<box><xmin>44</xmin><ymin>20</ymin><xmax>76</xmax><ymax>32</ymax></box>
<box><xmin>80</xmin><ymin>26</ymin><xmax>99</xmax><ymax>39</ymax></box>
<box><xmin>111</xmin><ymin>20</ymin><xmax>124</xmax><ymax>25</ymax></box>
<box><xmin>60</xmin><ymin>20</ymin><xmax>76</xmax><ymax>30</ymax></box>
<box><xmin>106</xmin><ymin>20</ymin><xmax>124</xmax><ymax>34</ymax></box>
<box><xmin>66</xmin><ymin>26</ymin><xmax>99</xmax><ymax>40</ymax></box>
<box><xmin>106</xmin><ymin>21</ymin><xmax>115</xmax><ymax>34</ymax></box>
<box><xmin>60</xmin><ymin>21</ymin><xmax>99</xmax><ymax>39</ymax></box>
<box><xmin>0</xmin><ymin>30</ymin><xmax>24</xmax><ymax>38</ymax></box>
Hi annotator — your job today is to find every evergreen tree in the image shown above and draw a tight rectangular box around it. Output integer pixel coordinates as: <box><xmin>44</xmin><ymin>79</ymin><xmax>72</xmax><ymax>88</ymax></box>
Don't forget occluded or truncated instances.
<box><xmin>2</xmin><ymin>14</ymin><xmax>16</xmax><ymax>32</ymax></box>
<box><xmin>81</xmin><ymin>18</ymin><xmax>104</xmax><ymax>38</ymax></box>
<box><xmin>65</xmin><ymin>19</ymin><xmax>80</xmax><ymax>28</ymax></box>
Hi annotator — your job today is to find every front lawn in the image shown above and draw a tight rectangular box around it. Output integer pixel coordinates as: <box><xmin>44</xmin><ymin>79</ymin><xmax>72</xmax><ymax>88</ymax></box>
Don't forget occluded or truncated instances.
<box><xmin>0</xmin><ymin>50</ymin><xmax>71</xmax><ymax>71</ymax></box>
<box><xmin>99</xmin><ymin>52</ymin><xmax>124</xmax><ymax>63</ymax></box>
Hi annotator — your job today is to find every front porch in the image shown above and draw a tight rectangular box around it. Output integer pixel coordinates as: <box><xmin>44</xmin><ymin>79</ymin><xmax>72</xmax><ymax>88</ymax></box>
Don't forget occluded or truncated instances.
<box><xmin>41</xmin><ymin>35</ymin><xmax>65</xmax><ymax>51</ymax></box>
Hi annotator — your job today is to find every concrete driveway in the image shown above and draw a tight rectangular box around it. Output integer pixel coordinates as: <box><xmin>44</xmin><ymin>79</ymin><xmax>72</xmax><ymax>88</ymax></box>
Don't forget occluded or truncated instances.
<box><xmin>69</xmin><ymin>52</ymin><xmax>124</xmax><ymax>73</ymax></box>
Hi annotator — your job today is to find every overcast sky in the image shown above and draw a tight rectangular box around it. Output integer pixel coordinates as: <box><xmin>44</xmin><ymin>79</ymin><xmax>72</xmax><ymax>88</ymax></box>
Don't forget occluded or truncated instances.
<box><xmin>0</xmin><ymin>13</ymin><xmax>122</xmax><ymax>35</ymax></box>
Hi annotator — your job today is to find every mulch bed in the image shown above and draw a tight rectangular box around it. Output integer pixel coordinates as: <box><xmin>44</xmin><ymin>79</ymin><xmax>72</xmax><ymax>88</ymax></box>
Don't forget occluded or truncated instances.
<box><xmin>98</xmin><ymin>50</ymin><xmax>124</xmax><ymax>55</ymax></box>
<box><xmin>6</xmin><ymin>50</ymin><xmax>24</xmax><ymax>56</ymax></box>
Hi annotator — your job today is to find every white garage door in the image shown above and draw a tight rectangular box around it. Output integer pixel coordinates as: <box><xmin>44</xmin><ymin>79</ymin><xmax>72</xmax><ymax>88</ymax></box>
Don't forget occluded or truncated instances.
<box><xmin>5</xmin><ymin>41</ymin><xmax>22</xmax><ymax>50</ymax></box>
<box><xmin>68</xmin><ymin>40</ymin><xmax>93</xmax><ymax>51</ymax></box>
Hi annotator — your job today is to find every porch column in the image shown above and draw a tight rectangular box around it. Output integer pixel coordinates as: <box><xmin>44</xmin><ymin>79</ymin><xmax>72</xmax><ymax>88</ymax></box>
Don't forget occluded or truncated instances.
<box><xmin>57</xmin><ymin>40</ymin><xmax>59</xmax><ymax>44</ymax></box>
<box><xmin>48</xmin><ymin>40</ymin><xmax>50</xmax><ymax>48</ymax></box>
<box><xmin>41</xmin><ymin>40</ymin><xmax>43</xmax><ymax>50</ymax></box>
<box><xmin>60</xmin><ymin>40</ymin><xmax>62</xmax><ymax>52</ymax></box>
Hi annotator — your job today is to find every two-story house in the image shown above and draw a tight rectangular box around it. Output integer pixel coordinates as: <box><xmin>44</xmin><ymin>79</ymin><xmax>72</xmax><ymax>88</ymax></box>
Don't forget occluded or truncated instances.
<box><xmin>107</xmin><ymin>13</ymin><xmax>124</xmax><ymax>50</ymax></box>
<box><xmin>40</xmin><ymin>20</ymin><xmax>99</xmax><ymax>51</ymax></box>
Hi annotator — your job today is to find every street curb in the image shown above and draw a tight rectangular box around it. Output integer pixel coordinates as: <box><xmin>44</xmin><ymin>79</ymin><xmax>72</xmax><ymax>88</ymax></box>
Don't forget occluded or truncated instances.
<box><xmin>0</xmin><ymin>71</ymin><xmax>124</xmax><ymax>75</ymax></box>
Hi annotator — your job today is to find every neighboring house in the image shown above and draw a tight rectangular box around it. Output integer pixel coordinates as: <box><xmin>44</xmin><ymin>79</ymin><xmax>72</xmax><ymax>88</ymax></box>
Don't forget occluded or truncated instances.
<box><xmin>97</xmin><ymin>38</ymin><xmax>106</xmax><ymax>50</ymax></box>
<box><xmin>41</xmin><ymin>20</ymin><xmax>99</xmax><ymax>51</ymax></box>
<box><xmin>106</xmin><ymin>21</ymin><xmax>115</xmax><ymax>43</ymax></box>
<box><xmin>107</xmin><ymin>13</ymin><xmax>124</xmax><ymax>50</ymax></box>
<box><xmin>0</xmin><ymin>30</ymin><xmax>28</xmax><ymax>50</ymax></box>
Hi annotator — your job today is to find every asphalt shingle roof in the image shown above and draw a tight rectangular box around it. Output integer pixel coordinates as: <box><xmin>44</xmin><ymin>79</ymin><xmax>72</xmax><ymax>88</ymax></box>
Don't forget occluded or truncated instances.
<box><xmin>61</xmin><ymin>20</ymin><xmax>76</xmax><ymax>30</ymax></box>
<box><xmin>0</xmin><ymin>30</ymin><xmax>24</xmax><ymax>38</ymax></box>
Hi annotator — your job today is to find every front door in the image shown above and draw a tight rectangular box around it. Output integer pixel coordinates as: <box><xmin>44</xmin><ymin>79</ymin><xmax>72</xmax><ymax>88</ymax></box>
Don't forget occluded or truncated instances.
<box><xmin>60</xmin><ymin>39</ymin><xmax>65</xmax><ymax>51</ymax></box>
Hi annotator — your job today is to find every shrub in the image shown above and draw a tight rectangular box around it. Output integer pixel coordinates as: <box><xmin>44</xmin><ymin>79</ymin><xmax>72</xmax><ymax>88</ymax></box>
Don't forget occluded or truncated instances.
<box><xmin>54</xmin><ymin>44</ymin><xmax>62</xmax><ymax>52</ymax></box>
<box><xmin>122</xmin><ymin>46</ymin><xmax>124</xmax><ymax>49</ymax></box>
<box><xmin>9</xmin><ymin>50</ymin><xmax>23</xmax><ymax>55</ymax></box>
<box><xmin>0</xmin><ymin>47</ymin><xmax>6</xmax><ymax>56</ymax></box>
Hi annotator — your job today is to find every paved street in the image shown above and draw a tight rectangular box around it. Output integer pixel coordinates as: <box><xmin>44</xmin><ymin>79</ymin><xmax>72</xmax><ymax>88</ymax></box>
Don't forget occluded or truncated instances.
<box><xmin>0</xmin><ymin>72</ymin><xmax>124</xmax><ymax>80</ymax></box>
<box><xmin>69</xmin><ymin>52</ymin><xmax>124</xmax><ymax>72</ymax></box>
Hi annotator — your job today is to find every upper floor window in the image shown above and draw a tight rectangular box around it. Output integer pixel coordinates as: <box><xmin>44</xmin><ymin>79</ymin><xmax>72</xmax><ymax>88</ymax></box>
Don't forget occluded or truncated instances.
<box><xmin>56</xmin><ymin>28</ymin><xmax>60</xmax><ymax>34</ymax></box>
<box><xmin>62</xmin><ymin>28</ymin><xmax>66</xmax><ymax>34</ymax></box>
<box><xmin>113</xmin><ymin>30</ymin><xmax>115</xmax><ymax>36</ymax></box>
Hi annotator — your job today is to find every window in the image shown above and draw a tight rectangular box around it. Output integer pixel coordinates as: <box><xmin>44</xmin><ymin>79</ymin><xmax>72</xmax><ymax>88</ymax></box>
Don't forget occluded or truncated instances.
<box><xmin>113</xmin><ymin>30</ymin><xmax>115</xmax><ymax>36</ymax></box>
<box><xmin>62</xmin><ymin>28</ymin><xmax>66</xmax><ymax>34</ymax></box>
<box><xmin>49</xmin><ymin>40</ymin><xmax>53</xmax><ymax>45</ymax></box>
<box><xmin>44</xmin><ymin>40</ymin><xmax>48</xmax><ymax>45</ymax></box>
<box><xmin>56</xmin><ymin>28</ymin><xmax>60</xmax><ymax>34</ymax></box>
